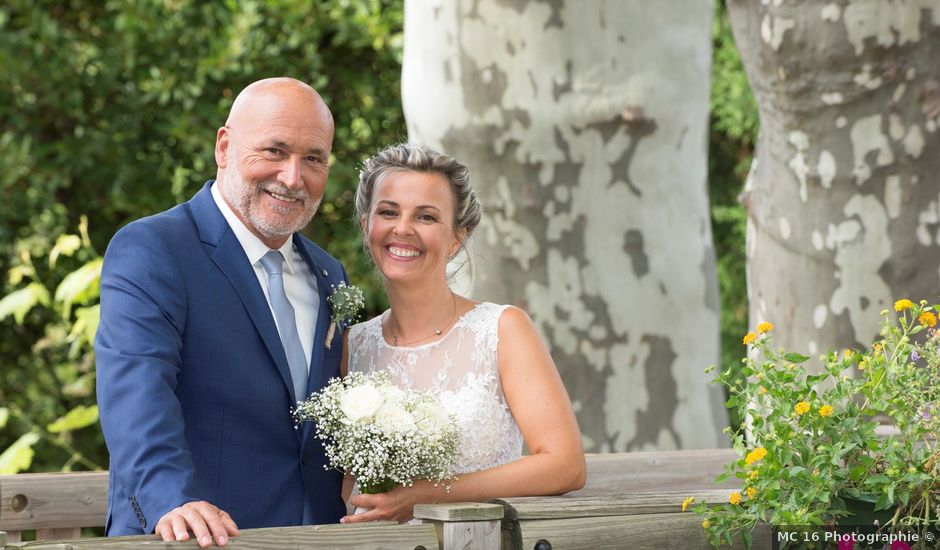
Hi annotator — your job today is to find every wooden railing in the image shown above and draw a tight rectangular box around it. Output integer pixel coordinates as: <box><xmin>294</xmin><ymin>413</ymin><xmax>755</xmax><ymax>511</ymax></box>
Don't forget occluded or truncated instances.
<box><xmin>1</xmin><ymin>449</ymin><xmax>764</xmax><ymax>549</ymax></box>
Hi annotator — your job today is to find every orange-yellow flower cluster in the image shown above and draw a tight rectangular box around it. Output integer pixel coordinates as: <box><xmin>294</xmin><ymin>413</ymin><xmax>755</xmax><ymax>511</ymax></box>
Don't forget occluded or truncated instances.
<box><xmin>729</xmin><ymin>492</ymin><xmax>742</xmax><ymax>505</ymax></box>
<box><xmin>918</xmin><ymin>311</ymin><xmax>937</xmax><ymax>327</ymax></box>
<box><xmin>795</xmin><ymin>401</ymin><xmax>811</xmax><ymax>415</ymax></box>
<box><xmin>746</xmin><ymin>487</ymin><xmax>757</xmax><ymax>499</ymax></box>
<box><xmin>702</xmin><ymin>519</ymin><xmax>710</xmax><ymax>529</ymax></box>
<box><xmin>748</xmin><ymin>470</ymin><xmax>759</xmax><ymax>480</ymax></box>
<box><xmin>757</xmin><ymin>322</ymin><xmax>775</xmax><ymax>334</ymax></box>
<box><xmin>742</xmin><ymin>332</ymin><xmax>758</xmax><ymax>345</ymax></box>
<box><xmin>895</xmin><ymin>299</ymin><xmax>914</xmax><ymax>311</ymax></box>
<box><xmin>819</xmin><ymin>405</ymin><xmax>834</xmax><ymax>417</ymax></box>
<box><xmin>681</xmin><ymin>496</ymin><xmax>695</xmax><ymax>512</ymax></box>
<box><xmin>745</xmin><ymin>447</ymin><xmax>767</xmax><ymax>465</ymax></box>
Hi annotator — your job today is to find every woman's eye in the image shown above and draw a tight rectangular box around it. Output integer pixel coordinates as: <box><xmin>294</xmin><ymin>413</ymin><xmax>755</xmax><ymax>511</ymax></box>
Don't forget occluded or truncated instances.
<box><xmin>419</xmin><ymin>214</ymin><xmax>438</xmax><ymax>222</ymax></box>
<box><xmin>377</xmin><ymin>209</ymin><xmax>396</xmax><ymax>217</ymax></box>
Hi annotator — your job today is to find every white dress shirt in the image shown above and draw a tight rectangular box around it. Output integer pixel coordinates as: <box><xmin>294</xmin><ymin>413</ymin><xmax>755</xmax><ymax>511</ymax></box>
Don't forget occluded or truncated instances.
<box><xmin>211</xmin><ymin>182</ymin><xmax>319</xmax><ymax>371</ymax></box>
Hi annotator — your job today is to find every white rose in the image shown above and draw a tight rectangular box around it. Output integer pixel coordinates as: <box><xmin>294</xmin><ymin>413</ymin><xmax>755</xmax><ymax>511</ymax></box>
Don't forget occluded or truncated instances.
<box><xmin>339</xmin><ymin>383</ymin><xmax>385</xmax><ymax>423</ymax></box>
<box><xmin>412</xmin><ymin>401</ymin><xmax>453</xmax><ymax>435</ymax></box>
<box><xmin>374</xmin><ymin>404</ymin><xmax>417</xmax><ymax>434</ymax></box>
<box><xmin>378</xmin><ymin>384</ymin><xmax>405</xmax><ymax>407</ymax></box>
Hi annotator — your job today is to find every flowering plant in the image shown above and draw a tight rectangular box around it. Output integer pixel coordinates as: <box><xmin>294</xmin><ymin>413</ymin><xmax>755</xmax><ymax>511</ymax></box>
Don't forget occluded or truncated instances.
<box><xmin>294</xmin><ymin>371</ymin><xmax>460</xmax><ymax>494</ymax></box>
<box><xmin>324</xmin><ymin>282</ymin><xmax>365</xmax><ymax>349</ymax></box>
<box><xmin>691</xmin><ymin>300</ymin><xmax>940</xmax><ymax>548</ymax></box>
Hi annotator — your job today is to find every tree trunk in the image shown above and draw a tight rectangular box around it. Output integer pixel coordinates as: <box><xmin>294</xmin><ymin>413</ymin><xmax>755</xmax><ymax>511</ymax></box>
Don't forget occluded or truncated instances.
<box><xmin>402</xmin><ymin>0</ymin><xmax>726</xmax><ymax>451</ymax></box>
<box><xmin>727</xmin><ymin>1</ymin><xmax>940</xmax><ymax>356</ymax></box>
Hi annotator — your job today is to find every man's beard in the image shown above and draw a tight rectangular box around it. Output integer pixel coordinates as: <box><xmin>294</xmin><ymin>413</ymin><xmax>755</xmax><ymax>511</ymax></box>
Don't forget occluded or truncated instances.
<box><xmin>221</xmin><ymin>163</ymin><xmax>321</xmax><ymax>241</ymax></box>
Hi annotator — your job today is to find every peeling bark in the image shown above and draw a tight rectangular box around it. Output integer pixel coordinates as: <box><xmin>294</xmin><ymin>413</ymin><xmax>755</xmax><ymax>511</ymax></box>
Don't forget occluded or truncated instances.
<box><xmin>403</xmin><ymin>0</ymin><xmax>726</xmax><ymax>451</ymax></box>
<box><xmin>728</xmin><ymin>1</ymin><xmax>940</xmax><ymax>357</ymax></box>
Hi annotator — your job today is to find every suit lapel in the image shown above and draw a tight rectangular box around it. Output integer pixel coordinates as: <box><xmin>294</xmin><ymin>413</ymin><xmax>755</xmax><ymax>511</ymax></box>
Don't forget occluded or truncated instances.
<box><xmin>293</xmin><ymin>235</ymin><xmax>333</xmax><ymax>397</ymax></box>
<box><xmin>293</xmin><ymin>235</ymin><xmax>334</xmax><ymax>443</ymax></box>
<box><xmin>187</xmin><ymin>181</ymin><xmax>298</xmax><ymax>404</ymax></box>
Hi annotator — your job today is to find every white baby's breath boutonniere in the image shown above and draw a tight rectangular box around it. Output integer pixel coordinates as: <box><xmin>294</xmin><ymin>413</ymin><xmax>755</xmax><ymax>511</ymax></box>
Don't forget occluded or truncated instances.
<box><xmin>325</xmin><ymin>282</ymin><xmax>364</xmax><ymax>349</ymax></box>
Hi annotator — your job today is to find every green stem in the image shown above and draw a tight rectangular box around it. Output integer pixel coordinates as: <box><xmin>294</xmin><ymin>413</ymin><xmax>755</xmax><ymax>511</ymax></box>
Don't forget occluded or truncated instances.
<box><xmin>8</xmin><ymin>403</ymin><xmax>102</xmax><ymax>471</ymax></box>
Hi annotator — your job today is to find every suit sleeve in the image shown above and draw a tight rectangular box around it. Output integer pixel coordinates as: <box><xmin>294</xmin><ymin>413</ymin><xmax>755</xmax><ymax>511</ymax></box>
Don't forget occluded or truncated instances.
<box><xmin>95</xmin><ymin>221</ymin><xmax>198</xmax><ymax>532</ymax></box>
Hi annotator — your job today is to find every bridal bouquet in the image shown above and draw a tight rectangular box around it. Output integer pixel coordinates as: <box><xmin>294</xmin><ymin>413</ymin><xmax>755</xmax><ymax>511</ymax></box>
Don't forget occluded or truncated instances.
<box><xmin>295</xmin><ymin>371</ymin><xmax>460</xmax><ymax>494</ymax></box>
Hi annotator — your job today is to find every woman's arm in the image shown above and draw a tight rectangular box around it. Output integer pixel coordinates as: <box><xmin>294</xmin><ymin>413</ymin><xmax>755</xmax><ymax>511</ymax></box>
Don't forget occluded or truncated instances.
<box><xmin>344</xmin><ymin>306</ymin><xmax>586</xmax><ymax>523</ymax></box>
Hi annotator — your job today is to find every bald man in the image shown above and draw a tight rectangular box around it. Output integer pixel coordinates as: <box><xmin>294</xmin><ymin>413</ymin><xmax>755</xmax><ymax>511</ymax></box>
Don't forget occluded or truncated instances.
<box><xmin>96</xmin><ymin>78</ymin><xmax>348</xmax><ymax>547</ymax></box>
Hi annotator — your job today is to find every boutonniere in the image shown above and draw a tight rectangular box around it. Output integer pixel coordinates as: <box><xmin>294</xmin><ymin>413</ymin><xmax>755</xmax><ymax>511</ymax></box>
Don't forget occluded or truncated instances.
<box><xmin>325</xmin><ymin>282</ymin><xmax>365</xmax><ymax>349</ymax></box>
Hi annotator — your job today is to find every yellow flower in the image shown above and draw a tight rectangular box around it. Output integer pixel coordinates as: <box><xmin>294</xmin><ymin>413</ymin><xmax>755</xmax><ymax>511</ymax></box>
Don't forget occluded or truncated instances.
<box><xmin>746</xmin><ymin>487</ymin><xmax>757</xmax><ymax>499</ymax></box>
<box><xmin>758</xmin><ymin>386</ymin><xmax>768</xmax><ymax>395</ymax></box>
<box><xmin>743</xmin><ymin>332</ymin><xmax>758</xmax><ymax>345</ymax></box>
<box><xmin>748</xmin><ymin>470</ymin><xmax>759</xmax><ymax>480</ymax></box>
<box><xmin>729</xmin><ymin>492</ymin><xmax>742</xmax><ymax>505</ymax></box>
<box><xmin>702</xmin><ymin>519</ymin><xmax>711</xmax><ymax>529</ymax></box>
<box><xmin>895</xmin><ymin>299</ymin><xmax>914</xmax><ymax>311</ymax></box>
<box><xmin>819</xmin><ymin>405</ymin><xmax>834</xmax><ymax>417</ymax></box>
<box><xmin>757</xmin><ymin>322</ymin><xmax>775</xmax><ymax>334</ymax></box>
<box><xmin>756</xmin><ymin>373</ymin><xmax>763</xmax><ymax>380</ymax></box>
<box><xmin>843</xmin><ymin>348</ymin><xmax>853</xmax><ymax>357</ymax></box>
<box><xmin>918</xmin><ymin>311</ymin><xmax>937</xmax><ymax>327</ymax></box>
<box><xmin>788</xmin><ymin>364</ymin><xmax>796</xmax><ymax>370</ymax></box>
<box><xmin>745</xmin><ymin>447</ymin><xmax>768</xmax><ymax>465</ymax></box>
<box><xmin>795</xmin><ymin>401</ymin><xmax>811</xmax><ymax>415</ymax></box>
<box><xmin>858</xmin><ymin>360</ymin><xmax>867</xmax><ymax>370</ymax></box>
<box><xmin>873</xmin><ymin>343</ymin><xmax>883</xmax><ymax>356</ymax></box>
<box><xmin>681</xmin><ymin>496</ymin><xmax>695</xmax><ymax>512</ymax></box>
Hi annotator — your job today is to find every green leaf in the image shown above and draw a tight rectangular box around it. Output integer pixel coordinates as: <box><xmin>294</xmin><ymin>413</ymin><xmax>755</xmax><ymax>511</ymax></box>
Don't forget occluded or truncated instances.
<box><xmin>0</xmin><ymin>407</ymin><xmax>8</xmax><ymax>429</ymax></box>
<box><xmin>49</xmin><ymin>234</ymin><xmax>82</xmax><ymax>268</ymax></box>
<box><xmin>0</xmin><ymin>282</ymin><xmax>52</xmax><ymax>323</ymax></box>
<box><xmin>783</xmin><ymin>352</ymin><xmax>810</xmax><ymax>363</ymax></box>
<box><xmin>0</xmin><ymin>431</ymin><xmax>41</xmax><ymax>474</ymax></box>
<box><xmin>874</xmin><ymin>492</ymin><xmax>892</xmax><ymax>511</ymax></box>
<box><xmin>54</xmin><ymin>257</ymin><xmax>103</xmax><ymax>316</ymax></box>
<box><xmin>46</xmin><ymin>405</ymin><xmax>99</xmax><ymax>433</ymax></box>
<box><xmin>67</xmin><ymin>304</ymin><xmax>100</xmax><ymax>357</ymax></box>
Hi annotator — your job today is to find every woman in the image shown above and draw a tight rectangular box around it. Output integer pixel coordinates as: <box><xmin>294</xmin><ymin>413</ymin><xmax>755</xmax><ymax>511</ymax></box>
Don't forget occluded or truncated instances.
<box><xmin>340</xmin><ymin>143</ymin><xmax>586</xmax><ymax>523</ymax></box>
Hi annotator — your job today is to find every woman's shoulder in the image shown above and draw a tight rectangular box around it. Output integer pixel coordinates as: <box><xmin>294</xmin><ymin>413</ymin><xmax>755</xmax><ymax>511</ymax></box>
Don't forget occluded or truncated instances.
<box><xmin>348</xmin><ymin>312</ymin><xmax>385</xmax><ymax>341</ymax></box>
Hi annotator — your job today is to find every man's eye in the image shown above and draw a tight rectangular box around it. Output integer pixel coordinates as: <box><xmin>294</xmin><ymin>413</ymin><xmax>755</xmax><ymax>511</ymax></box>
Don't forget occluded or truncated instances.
<box><xmin>306</xmin><ymin>155</ymin><xmax>323</xmax><ymax>163</ymax></box>
<box><xmin>265</xmin><ymin>148</ymin><xmax>282</xmax><ymax>155</ymax></box>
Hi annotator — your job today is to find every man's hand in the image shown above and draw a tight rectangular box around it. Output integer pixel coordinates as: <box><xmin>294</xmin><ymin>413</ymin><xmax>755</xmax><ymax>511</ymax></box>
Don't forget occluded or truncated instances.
<box><xmin>155</xmin><ymin>501</ymin><xmax>239</xmax><ymax>547</ymax></box>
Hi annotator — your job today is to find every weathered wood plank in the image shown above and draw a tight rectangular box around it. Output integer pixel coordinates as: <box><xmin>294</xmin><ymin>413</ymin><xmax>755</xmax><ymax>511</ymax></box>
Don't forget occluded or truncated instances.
<box><xmin>35</xmin><ymin>527</ymin><xmax>81</xmax><ymax>541</ymax></box>
<box><xmin>442</xmin><ymin>520</ymin><xmax>499</xmax><ymax>550</ymax></box>
<box><xmin>496</xmin><ymin>489</ymin><xmax>736</xmax><ymax>520</ymax></box>
<box><xmin>513</xmin><ymin>513</ymin><xmax>772</xmax><ymax>550</ymax></box>
<box><xmin>413</xmin><ymin>502</ymin><xmax>504</xmax><ymax>522</ymax></box>
<box><xmin>15</xmin><ymin>523</ymin><xmax>439</xmax><ymax>549</ymax></box>
<box><xmin>575</xmin><ymin>449</ymin><xmax>739</xmax><ymax>495</ymax></box>
<box><xmin>0</xmin><ymin>472</ymin><xmax>108</xmax><ymax>531</ymax></box>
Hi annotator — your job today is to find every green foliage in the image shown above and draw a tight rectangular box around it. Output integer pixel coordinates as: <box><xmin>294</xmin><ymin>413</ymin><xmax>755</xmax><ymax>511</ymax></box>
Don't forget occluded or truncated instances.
<box><xmin>0</xmin><ymin>217</ymin><xmax>105</xmax><ymax>473</ymax></box>
<box><xmin>710</xmin><ymin>2</ymin><xmax>757</xmax><ymax>427</ymax></box>
<box><xmin>694</xmin><ymin>304</ymin><xmax>940</xmax><ymax>546</ymax></box>
<box><xmin>0</xmin><ymin>0</ymin><xmax>404</xmax><ymax>472</ymax></box>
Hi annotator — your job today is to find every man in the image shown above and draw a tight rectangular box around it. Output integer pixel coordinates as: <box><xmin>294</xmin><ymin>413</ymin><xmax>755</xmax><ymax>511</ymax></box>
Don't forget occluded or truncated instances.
<box><xmin>95</xmin><ymin>78</ymin><xmax>347</xmax><ymax>548</ymax></box>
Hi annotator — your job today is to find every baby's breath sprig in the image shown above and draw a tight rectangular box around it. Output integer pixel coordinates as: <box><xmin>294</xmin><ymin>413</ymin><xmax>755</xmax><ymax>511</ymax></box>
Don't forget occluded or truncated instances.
<box><xmin>324</xmin><ymin>282</ymin><xmax>365</xmax><ymax>349</ymax></box>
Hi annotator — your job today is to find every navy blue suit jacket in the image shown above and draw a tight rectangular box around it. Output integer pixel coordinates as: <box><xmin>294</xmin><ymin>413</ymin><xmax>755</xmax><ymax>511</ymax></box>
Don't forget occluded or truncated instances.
<box><xmin>95</xmin><ymin>181</ymin><xmax>346</xmax><ymax>535</ymax></box>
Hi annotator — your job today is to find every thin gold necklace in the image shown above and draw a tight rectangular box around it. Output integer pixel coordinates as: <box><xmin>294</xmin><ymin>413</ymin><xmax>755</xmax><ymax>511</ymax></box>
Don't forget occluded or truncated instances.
<box><xmin>389</xmin><ymin>291</ymin><xmax>458</xmax><ymax>347</ymax></box>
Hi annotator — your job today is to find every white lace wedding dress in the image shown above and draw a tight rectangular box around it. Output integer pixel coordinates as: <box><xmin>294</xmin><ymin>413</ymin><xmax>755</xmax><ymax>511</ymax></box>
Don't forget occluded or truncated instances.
<box><xmin>347</xmin><ymin>302</ymin><xmax>523</xmax><ymax>475</ymax></box>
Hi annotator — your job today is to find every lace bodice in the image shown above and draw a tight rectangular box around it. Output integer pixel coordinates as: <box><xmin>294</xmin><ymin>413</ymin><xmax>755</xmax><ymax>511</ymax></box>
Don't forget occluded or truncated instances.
<box><xmin>347</xmin><ymin>302</ymin><xmax>523</xmax><ymax>474</ymax></box>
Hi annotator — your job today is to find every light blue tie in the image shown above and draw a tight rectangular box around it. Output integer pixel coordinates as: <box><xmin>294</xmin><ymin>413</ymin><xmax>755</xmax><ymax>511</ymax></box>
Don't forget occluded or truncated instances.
<box><xmin>259</xmin><ymin>250</ymin><xmax>308</xmax><ymax>403</ymax></box>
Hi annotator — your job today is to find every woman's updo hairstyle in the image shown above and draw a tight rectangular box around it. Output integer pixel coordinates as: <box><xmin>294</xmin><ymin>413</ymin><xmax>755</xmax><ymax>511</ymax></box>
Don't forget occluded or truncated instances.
<box><xmin>355</xmin><ymin>143</ymin><xmax>482</xmax><ymax>256</ymax></box>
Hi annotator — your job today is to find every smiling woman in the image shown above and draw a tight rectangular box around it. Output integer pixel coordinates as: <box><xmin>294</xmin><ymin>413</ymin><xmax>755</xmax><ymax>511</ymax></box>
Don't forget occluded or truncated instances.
<box><xmin>338</xmin><ymin>143</ymin><xmax>586</xmax><ymax>524</ymax></box>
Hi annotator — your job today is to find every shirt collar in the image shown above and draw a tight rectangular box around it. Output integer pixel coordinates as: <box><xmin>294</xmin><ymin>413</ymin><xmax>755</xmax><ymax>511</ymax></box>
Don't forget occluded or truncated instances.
<box><xmin>211</xmin><ymin>181</ymin><xmax>297</xmax><ymax>274</ymax></box>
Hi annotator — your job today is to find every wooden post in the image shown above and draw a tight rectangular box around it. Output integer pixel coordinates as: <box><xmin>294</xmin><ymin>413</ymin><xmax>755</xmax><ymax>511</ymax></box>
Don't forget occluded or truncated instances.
<box><xmin>414</xmin><ymin>502</ymin><xmax>504</xmax><ymax>550</ymax></box>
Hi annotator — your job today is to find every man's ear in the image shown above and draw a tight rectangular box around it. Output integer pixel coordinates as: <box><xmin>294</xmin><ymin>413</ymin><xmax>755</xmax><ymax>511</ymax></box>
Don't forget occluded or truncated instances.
<box><xmin>215</xmin><ymin>126</ymin><xmax>230</xmax><ymax>169</ymax></box>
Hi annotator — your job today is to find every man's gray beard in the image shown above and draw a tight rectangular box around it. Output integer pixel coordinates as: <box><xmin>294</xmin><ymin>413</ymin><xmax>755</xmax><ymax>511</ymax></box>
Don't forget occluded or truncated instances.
<box><xmin>220</xmin><ymin>165</ymin><xmax>321</xmax><ymax>241</ymax></box>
